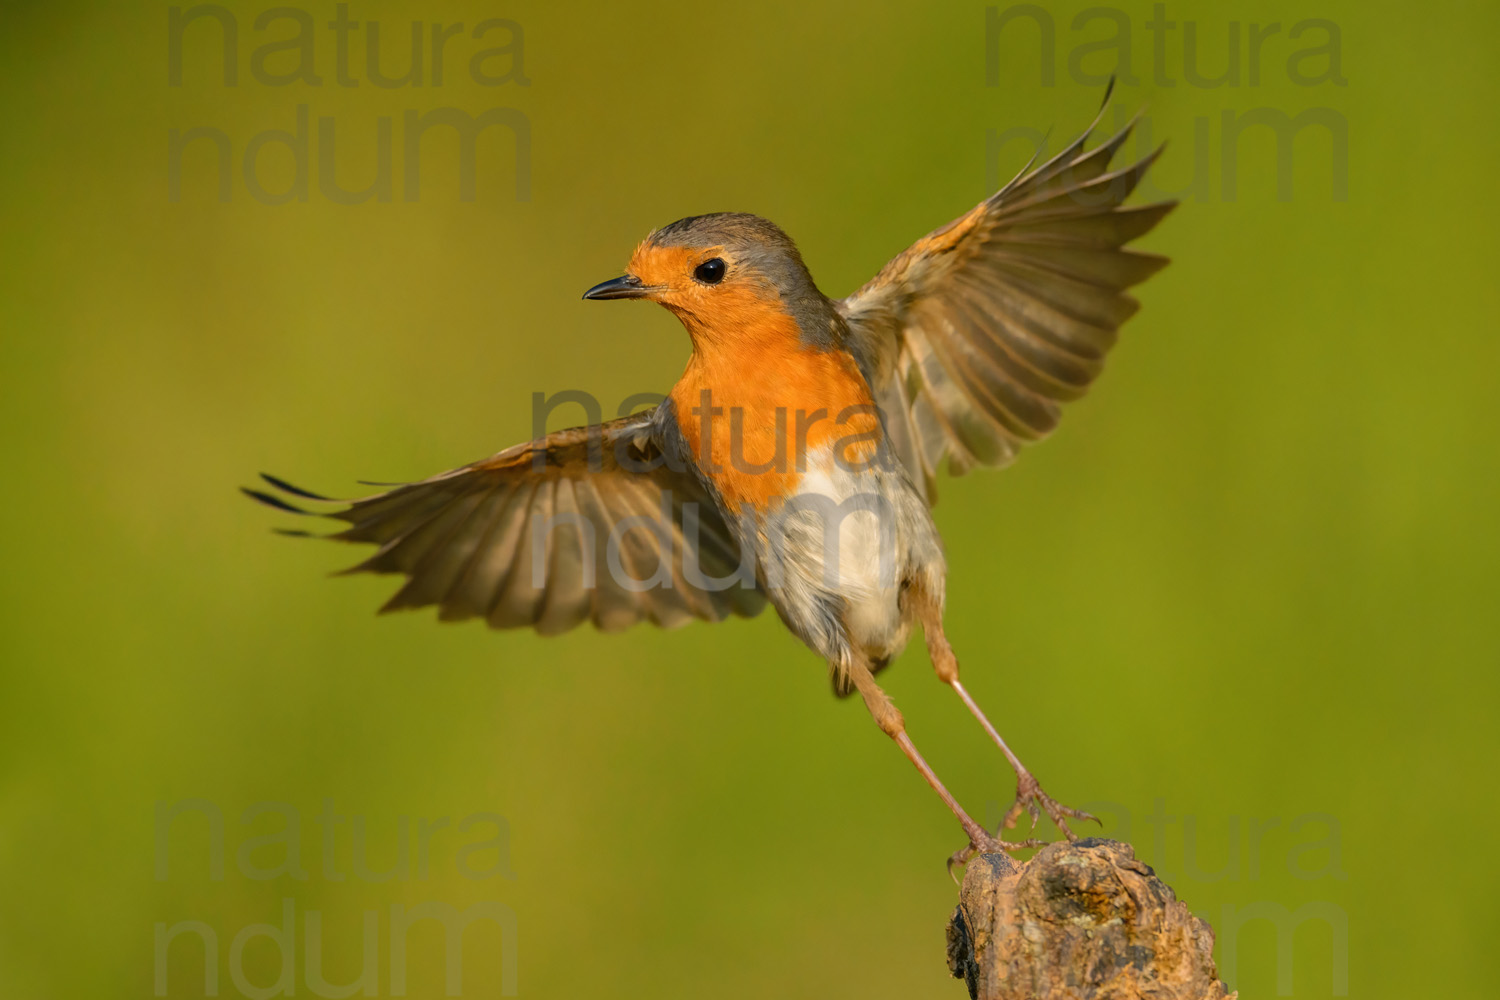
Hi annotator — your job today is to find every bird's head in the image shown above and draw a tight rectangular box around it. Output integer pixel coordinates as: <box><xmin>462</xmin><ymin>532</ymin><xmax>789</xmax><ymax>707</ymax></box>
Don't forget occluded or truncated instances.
<box><xmin>583</xmin><ymin>213</ymin><xmax>832</xmax><ymax>346</ymax></box>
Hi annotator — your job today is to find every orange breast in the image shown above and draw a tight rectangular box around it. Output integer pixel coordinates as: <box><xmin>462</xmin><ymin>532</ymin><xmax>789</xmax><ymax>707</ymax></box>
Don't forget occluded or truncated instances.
<box><xmin>669</xmin><ymin>304</ymin><xmax>880</xmax><ymax>512</ymax></box>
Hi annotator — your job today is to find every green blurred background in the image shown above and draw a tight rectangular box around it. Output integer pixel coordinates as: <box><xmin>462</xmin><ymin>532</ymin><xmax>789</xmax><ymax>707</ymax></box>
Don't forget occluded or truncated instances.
<box><xmin>2</xmin><ymin>0</ymin><xmax>1496</xmax><ymax>996</ymax></box>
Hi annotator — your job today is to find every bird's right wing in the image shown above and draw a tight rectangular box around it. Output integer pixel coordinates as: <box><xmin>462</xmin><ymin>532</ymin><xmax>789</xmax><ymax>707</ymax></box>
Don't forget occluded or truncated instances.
<box><xmin>839</xmin><ymin>101</ymin><xmax>1176</xmax><ymax>503</ymax></box>
<box><xmin>245</xmin><ymin>410</ymin><xmax>765</xmax><ymax>634</ymax></box>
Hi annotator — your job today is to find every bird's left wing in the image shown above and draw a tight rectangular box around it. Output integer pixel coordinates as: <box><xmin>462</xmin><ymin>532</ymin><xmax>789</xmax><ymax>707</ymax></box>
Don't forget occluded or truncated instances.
<box><xmin>245</xmin><ymin>409</ymin><xmax>765</xmax><ymax>634</ymax></box>
<box><xmin>838</xmin><ymin>102</ymin><xmax>1176</xmax><ymax>504</ymax></box>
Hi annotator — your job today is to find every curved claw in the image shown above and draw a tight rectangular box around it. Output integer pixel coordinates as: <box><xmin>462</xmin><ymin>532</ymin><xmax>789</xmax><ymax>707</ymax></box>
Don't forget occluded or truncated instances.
<box><xmin>1002</xmin><ymin>773</ymin><xmax>1100</xmax><ymax>842</ymax></box>
<box><xmin>946</xmin><ymin>833</ymin><xmax>1047</xmax><ymax>883</ymax></box>
<box><xmin>1003</xmin><ymin>794</ymin><xmax>1043</xmax><ymax>832</ymax></box>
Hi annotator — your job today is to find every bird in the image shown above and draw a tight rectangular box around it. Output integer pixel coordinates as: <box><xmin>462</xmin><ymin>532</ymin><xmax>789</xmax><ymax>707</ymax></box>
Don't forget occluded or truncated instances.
<box><xmin>246</xmin><ymin>93</ymin><xmax>1175</xmax><ymax>870</ymax></box>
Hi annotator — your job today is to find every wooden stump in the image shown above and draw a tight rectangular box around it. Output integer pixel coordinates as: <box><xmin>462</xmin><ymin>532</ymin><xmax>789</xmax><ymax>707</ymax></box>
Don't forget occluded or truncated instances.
<box><xmin>945</xmin><ymin>838</ymin><xmax>1236</xmax><ymax>1000</ymax></box>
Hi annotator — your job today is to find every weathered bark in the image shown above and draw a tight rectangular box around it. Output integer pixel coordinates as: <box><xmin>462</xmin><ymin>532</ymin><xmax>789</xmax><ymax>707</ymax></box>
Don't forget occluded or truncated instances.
<box><xmin>945</xmin><ymin>838</ymin><xmax>1236</xmax><ymax>1000</ymax></box>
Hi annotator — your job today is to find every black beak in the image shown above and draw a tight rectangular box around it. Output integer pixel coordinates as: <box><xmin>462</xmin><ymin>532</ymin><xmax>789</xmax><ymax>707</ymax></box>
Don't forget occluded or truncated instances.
<box><xmin>582</xmin><ymin>274</ymin><xmax>655</xmax><ymax>300</ymax></box>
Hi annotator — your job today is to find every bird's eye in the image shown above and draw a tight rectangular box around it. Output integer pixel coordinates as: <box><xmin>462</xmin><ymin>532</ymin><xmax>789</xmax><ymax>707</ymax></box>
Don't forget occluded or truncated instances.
<box><xmin>693</xmin><ymin>258</ymin><xmax>727</xmax><ymax>285</ymax></box>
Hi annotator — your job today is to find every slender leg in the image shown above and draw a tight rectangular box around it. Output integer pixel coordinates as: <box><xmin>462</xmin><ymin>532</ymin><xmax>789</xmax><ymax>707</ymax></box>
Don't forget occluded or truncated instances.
<box><xmin>844</xmin><ymin>654</ymin><xmax>1041</xmax><ymax>876</ymax></box>
<box><xmin>911</xmin><ymin>589</ymin><xmax>1099</xmax><ymax>840</ymax></box>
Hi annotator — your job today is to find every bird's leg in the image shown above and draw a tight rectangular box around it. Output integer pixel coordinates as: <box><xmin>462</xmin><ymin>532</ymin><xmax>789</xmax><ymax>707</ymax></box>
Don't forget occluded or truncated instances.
<box><xmin>910</xmin><ymin>588</ymin><xmax>1099</xmax><ymax>841</ymax></box>
<box><xmin>843</xmin><ymin>654</ymin><xmax>1042</xmax><ymax>876</ymax></box>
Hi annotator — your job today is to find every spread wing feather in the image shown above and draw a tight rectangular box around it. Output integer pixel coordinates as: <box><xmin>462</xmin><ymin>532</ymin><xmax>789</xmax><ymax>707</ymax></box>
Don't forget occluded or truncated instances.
<box><xmin>245</xmin><ymin>410</ymin><xmax>765</xmax><ymax>634</ymax></box>
<box><xmin>839</xmin><ymin>100</ymin><xmax>1176</xmax><ymax>503</ymax></box>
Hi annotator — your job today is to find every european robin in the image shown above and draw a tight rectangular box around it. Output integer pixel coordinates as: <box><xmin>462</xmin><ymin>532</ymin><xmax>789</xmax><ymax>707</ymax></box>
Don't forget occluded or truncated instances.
<box><xmin>248</xmin><ymin>94</ymin><xmax>1175</xmax><ymax>869</ymax></box>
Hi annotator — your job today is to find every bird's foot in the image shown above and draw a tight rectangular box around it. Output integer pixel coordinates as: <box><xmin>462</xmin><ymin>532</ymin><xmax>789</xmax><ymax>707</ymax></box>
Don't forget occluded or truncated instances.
<box><xmin>1002</xmin><ymin>771</ymin><xmax>1100</xmax><ymax>841</ymax></box>
<box><xmin>947</xmin><ymin>831</ymin><xmax>1046</xmax><ymax>881</ymax></box>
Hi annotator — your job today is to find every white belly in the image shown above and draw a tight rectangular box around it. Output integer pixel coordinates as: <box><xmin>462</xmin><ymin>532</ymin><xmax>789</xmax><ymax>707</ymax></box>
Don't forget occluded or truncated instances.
<box><xmin>766</xmin><ymin>446</ymin><xmax>905</xmax><ymax>654</ymax></box>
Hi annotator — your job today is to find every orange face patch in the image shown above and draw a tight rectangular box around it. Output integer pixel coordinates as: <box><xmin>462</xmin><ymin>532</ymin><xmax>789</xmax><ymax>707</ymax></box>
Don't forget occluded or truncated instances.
<box><xmin>625</xmin><ymin>242</ymin><xmax>778</xmax><ymax>345</ymax></box>
<box><xmin>627</xmin><ymin>243</ymin><xmax>706</xmax><ymax>291</ymax></box>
